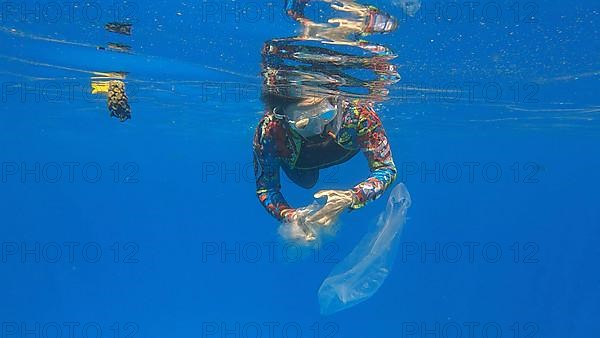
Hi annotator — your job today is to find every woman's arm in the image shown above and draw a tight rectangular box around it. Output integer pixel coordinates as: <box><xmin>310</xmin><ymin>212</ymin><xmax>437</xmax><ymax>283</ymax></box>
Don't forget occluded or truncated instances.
<box><xmin>349</xmin><ymin>104</ymin><xmax>397</xmax><ymax>209</ymax></box>
<box><xmin>253</xmin><ymin>116</ymin><xmax>294</xmax><ymax>222</ymax></box>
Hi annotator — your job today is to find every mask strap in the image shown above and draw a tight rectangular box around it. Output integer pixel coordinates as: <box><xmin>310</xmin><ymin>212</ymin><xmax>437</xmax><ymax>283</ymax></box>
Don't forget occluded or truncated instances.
<box><xmin>320</xmin><ymin>99</ymin><xmax>343</xmax><ymax>140</ymax></box>
<box><xmin>272</xmin><ymin>107</ymin><xmax>288</xmax><ymax>121</ymax></box>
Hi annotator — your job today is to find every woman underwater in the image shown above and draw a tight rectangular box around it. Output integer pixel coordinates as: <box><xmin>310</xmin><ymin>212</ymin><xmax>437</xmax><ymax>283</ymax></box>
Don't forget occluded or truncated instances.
<box><xmin>254</xmin><ymin>0</ymin><xmax>400</xmax><ymax>239</ymax></box>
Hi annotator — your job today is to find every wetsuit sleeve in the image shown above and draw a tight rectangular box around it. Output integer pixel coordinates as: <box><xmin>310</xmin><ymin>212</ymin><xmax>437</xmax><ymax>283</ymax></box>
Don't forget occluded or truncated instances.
<box><xmin>253</xmin><ymin>117</ymin><xmax>294</xmax><ymax>222</ymax></box>
<box><xmin>350</xmin><ymin>105</ymin><xmax>397</xmax><ymax>209</ymax></box>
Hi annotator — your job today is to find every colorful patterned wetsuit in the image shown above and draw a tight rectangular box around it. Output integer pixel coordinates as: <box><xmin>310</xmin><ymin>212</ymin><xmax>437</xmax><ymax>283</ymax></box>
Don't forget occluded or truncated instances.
<box><xmin>253</xmin><ymin>100</ymin><xmax>397</xmax><ymax>222</ymax></box>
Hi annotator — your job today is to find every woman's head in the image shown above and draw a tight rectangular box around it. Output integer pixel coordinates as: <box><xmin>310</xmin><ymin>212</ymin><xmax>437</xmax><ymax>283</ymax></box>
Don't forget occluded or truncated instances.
<box><xmin>261</xmin><ymin>91</ymin><xmax>305</xmax><ymax>114</ymax></box>
<box><xmin>262</xmin><ymin>92</ymin><xmax>338</xmax><ymax>137</ymax></box>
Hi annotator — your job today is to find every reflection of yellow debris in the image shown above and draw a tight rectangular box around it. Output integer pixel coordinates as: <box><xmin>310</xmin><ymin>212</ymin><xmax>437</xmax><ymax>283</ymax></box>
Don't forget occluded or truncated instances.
<box><xmin>107</xmin><ymin>43</ymin><xmax>132</xmax><ymax>53</ymax></box>
<box><xmin>105</xmin><ymin>22</ymin><xmax>132</xmax><ymax>36</ymax></box>
<box><xmin>97</xmin><ymin>43</ymin><xmax>132</xmax><ymax>53</ymax></box>
<box><xmin>91</xmin><ymin>71</ymin><xmax>127</xmax><ymax>80</ymax></box>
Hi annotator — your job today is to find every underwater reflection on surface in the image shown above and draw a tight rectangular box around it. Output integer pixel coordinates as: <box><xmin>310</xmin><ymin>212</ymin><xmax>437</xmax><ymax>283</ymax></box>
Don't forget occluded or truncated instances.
<box><xmin>90</xmin><ymin>22</ymin><xmax>134</xmax><ymax>122</ymax></box>
<box><xmin>262</xmin><ymin>0</ymin><xmax>401</xmax><ymax>102</ymax></box>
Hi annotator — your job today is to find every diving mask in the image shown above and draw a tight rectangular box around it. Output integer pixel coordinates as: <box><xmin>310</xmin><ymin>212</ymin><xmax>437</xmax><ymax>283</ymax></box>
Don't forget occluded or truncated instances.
<box><xmin>285</xmin><ymin>99</ymin><xmax>339</xmax><ymax>137</ymax></box>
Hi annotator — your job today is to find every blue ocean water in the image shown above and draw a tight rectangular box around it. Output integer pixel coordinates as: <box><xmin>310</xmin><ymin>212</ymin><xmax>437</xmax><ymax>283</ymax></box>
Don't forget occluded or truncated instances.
<box><xmin>0</xmin><ymin>0</ymin><xmax>598</xmax><ymax>337</ymax></box>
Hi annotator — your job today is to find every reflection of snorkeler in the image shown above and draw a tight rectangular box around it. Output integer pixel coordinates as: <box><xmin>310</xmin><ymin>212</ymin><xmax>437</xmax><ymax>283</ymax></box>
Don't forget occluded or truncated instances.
<box><xmin>286</xmin><ymin>0</ymin><xmax>397</xmax><ymax>44</ymax></box>
<box><xmin>253</xmin><ymin>92</ymin><xmax>397</xmax><ymax>232</ymax></box>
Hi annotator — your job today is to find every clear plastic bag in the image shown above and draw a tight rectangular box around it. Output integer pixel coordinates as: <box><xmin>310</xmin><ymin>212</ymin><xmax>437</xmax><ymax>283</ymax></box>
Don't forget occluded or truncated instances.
<box><xmin>317</xmin><ymin>183</ymin><xmax>412</xmax><ymax>315</ymax></box>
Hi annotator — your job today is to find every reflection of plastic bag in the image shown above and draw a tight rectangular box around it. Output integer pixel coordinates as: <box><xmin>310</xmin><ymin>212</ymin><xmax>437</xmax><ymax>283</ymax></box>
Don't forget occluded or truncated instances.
<box><xmin>318</xmin><ymin>183</ymin><xmax>412</xmax><ymax>315</ymax></box>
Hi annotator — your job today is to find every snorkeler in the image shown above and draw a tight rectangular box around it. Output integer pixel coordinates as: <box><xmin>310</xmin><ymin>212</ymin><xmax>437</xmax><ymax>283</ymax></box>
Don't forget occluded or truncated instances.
<box><xmin>254</xmin><ymin>0</ymin><xmax>399</xmax><ymax>235</ymax></box>
<box><xmin>253</xmin><ymin>93</ymin><xmax>397</xmax><ymax>231</ymax></box>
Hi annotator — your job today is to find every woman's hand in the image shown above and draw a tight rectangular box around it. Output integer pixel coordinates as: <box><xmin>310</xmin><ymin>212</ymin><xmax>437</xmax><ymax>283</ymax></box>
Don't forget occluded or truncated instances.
<box><xmin>283</xmin><ymin>208</ymin><xmax>317</xmax><ymax>241</ymax></box>
<box><xmin>305</xmin><ymin>190</ymin><xmax>355</xmax><ymax>227</ymax></box>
